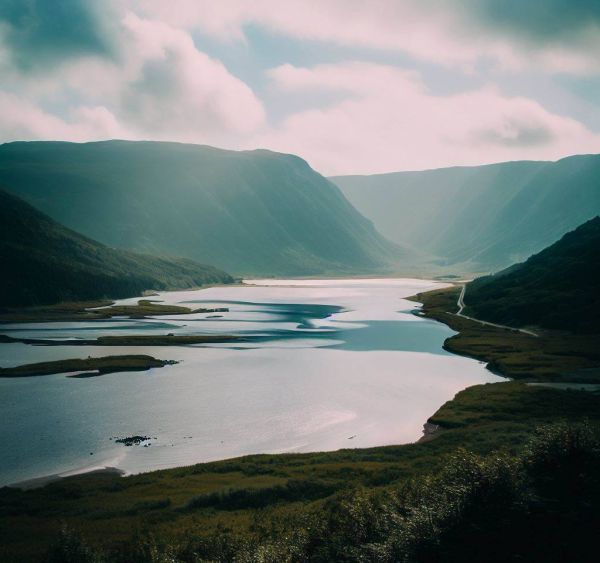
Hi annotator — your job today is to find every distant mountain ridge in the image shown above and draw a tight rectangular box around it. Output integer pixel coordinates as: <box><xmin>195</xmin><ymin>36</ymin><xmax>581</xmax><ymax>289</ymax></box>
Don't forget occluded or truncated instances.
<box><xmin>332</xmin><ymin>154</ymin><xmax>600</xmax><ymax>272</ymax></box>
<box><xmin>0</xmin><ymin>140</ymin><xmax>405</xmax><ymax>276</ymax></box>
<box><xmin>465</xmin><ymin>217</ymin><xmax>600</xmax><ymax>333</ymax></box>
<box><xmin>0</xmin><ymin>190</ymin><xmax>233</xmax><ymax>307</ymax></box>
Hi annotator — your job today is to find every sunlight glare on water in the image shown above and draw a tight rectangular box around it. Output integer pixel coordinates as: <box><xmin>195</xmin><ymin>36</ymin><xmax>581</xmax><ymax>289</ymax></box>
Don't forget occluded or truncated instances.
<box><xmin>0</xmin><ymin>278</ymin><xmax>501</xmax><ymax>486</ymax></box>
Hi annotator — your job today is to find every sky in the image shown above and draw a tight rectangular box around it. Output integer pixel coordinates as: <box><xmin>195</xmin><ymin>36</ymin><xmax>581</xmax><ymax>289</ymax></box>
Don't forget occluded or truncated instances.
<box><xmin>1</xmin><ymin>0</ymin><xmax>599</xmax><ymax>175</ymax></box>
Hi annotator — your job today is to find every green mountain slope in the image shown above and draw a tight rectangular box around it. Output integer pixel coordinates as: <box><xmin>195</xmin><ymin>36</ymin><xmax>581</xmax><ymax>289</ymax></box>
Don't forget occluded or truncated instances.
<box><xmin>0</xmin><ymin>141</ymin><xmax>403</xmax><ymax>276</ymax></box>
<box><xmin>0</xmin><ymin>190</ymin><xmax>233</xmax><ymax>307</ymax></box>
<box><xmin>332</xmin><ymin>155</ymin><xmax>600</xmax><ymax>272</ymax></box>
<box><xmin>465</xmin><ymin>217</ymin><xmax>600</xmax><ymax>332</ymax></box>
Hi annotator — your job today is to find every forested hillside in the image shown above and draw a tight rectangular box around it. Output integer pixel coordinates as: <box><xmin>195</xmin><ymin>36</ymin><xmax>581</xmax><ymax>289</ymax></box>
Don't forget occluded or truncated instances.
<box><xmin>0</xmin><ymin>190</ymin><xmax>233</xmax><ymax>307</ymax></box>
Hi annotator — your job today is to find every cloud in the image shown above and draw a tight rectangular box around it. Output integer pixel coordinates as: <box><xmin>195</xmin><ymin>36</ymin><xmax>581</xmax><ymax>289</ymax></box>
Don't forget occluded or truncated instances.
<box><xmin>470</xmin><ymin>121</ymin><xmax>555</xmax><ymax>148</ymax></box>
<box><xmin>258</xmin><ymin>62</ymin><xmax>600</xmax><ymax>175</ymax></box>
<box><xmin>133</xmin><ymin>0</ymin><xmax>490</xmax><ymax>69</ymax></box>
<box><xmin>0</xmin><ymin>0</ymin><xmax>113</xmax><ymax>70</ymax></box>
<box><xmin>0</xmin><ymin>2</ymin><xmax>597</xmax><ymax>174</ymax></box>
<box><xmin>465</xmin><ymin>0</ymin><xmax>600</xmax><ymax>41</ymax></box>
<box><xmin>0</xmin><ymin>8</ymin><xmax>265</xmax><ymax>146</ymax></box>
<box><xmin>135</xmin><ymin>0</ymin><xmax>600</xmax><ymax>74</ymax></box>
<box><xmin>117</xmin><ymin>14</ymin><xmax>265</xmax><ymax>142</ymax></box>
<box><xmin>0</xmin><ymin>91</ymin><xmax>125</xmax><ymax>141</ymax></box>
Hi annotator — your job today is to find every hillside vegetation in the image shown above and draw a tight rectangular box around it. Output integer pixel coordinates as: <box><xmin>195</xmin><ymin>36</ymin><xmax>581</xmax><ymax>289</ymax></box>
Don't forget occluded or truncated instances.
<box><xmin>0</xmin><ymin>140</ymin><xmax>405</xmax><ymax>276</ymax></box>
<box><xmin>465</xmin><ymin>217</ymin><xmax>600</xmax><ymax>332</ymax></box>
<box><xmin>1</xmin><ymin>402</ymin><xmax>598</xmax><ymax>562</ymax></box>
<box><xmin>332</xmin><ymin>155</ymin><xmax>600</xmax><ymax>272</ymax></box>
<box><xmin>0</xmin><ymin>190</ymin><xmax>233</xmax><ymax>307</ymax></box>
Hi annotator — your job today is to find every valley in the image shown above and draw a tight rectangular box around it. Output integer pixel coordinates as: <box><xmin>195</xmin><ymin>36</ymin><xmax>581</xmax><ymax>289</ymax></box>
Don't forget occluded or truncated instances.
<box><xmin>332</xmin><ymin>155</ymin><xmax>600</xmax><ymax>273</ymax></box>
<box><xmin>1</xmin><ymin>277</ymin><xmax>598</xmax><ymax>562</ymax></box>
<box><xmin>0</xmin><ymin>143</ymin><xmax>598</xmax><ymax>563</ymax></box>
<box><xmin>3</xmin><ymin>2</ymin><xmax>600</xmax><ymax>559</ymax></box>
<box><xmin>0</xmin><ymin>141</ymin><xmax>407</xmax><ymax>277</ymax></box>
<box><xmin>0</xmin><ymin>278</ymin><xmax>502</xmax><ymax>488</ymax></box>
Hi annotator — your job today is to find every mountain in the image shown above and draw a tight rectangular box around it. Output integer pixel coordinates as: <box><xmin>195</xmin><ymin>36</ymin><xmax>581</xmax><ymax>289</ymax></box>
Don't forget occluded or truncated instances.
<box><xmin>331</xmin><ymin>155</ymin><xmax>600</xmax><ymax>272</ymax></box>
<box><xmin>464</xmin><ymin>217</ymin><xmax>600</xmax><ymax>333</ymax></box>
<box><xmin>0</xmin><ymin>140</ymin><xmax>403</xmax><ymax>276</ymax></box>
<box><xmin>0</xmin><ymin>190</ymin><xmax>233</xmax><ymax>308</ymax></box>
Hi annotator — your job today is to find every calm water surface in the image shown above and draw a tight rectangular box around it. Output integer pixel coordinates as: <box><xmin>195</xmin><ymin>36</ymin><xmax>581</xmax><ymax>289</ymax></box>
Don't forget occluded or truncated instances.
<box><xmin>0</xmin><ymin>278</ymin><xmax>501</xmax><ymax>486</ymax></box>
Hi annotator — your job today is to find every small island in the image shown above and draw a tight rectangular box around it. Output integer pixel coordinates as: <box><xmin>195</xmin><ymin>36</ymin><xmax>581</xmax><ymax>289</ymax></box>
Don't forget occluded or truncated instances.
<box><xmin>0</xmin><ymin>355</ymin><xmax>177</xmax><ymax>378</ymax></box>
<box><xmin>0</xmin><ymin>333</ymin><xmax>240</xmax><ymax>347</ymax></box>
<box><xmin>0</xmin><ymin>299</ymin><xmax>229</xmax><ymax>324</ymax></box>
<box><xmin>115</xmin><ymin>435</ymin><xmax>152</xmax><ymax>446</ymax></box>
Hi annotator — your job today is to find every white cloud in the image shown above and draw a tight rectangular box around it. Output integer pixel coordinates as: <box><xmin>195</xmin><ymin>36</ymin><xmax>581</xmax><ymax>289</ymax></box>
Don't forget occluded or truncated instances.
<box><xmin>117</xmin><ymin>13</ymin><xmax>265</xmax><ymax>143</ymax></box>
<box><xmin>257</xmin><ymin>62</ymin><xmax>600</xmax><ymax>175</ymax></box>
<box><xmin>0</xmin><ymin>91</ymin><xmax>125</xmax><ymax>141</ymax></box>
<box><xmin>0</xmin><ymin>2</ymin><xmax>598</xmax><ymax>174</ymax></box>
<box><xmin>134</xmin><ymin>0</ymin><xmax>600</xmax><ymax>74</ymax></box>
<box><xmin>0</xmin><ymin>11</ymin><xmax>265</xmax><ymax>146</ymax></box>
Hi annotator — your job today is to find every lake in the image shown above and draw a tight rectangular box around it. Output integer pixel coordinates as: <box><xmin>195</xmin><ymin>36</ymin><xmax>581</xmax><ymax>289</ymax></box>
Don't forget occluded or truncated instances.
<box><xmin>0</xmin><ymin>278</ymin><xmax>502</xmax><ymax>486</ymax></box>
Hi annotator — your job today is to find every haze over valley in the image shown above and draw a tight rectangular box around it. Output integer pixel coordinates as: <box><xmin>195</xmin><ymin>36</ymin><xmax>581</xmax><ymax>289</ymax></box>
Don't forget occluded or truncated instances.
<box><xmin>333</xmin><ymin>155</ymin><xmax>600</xmax><ymax>272</ymax></box>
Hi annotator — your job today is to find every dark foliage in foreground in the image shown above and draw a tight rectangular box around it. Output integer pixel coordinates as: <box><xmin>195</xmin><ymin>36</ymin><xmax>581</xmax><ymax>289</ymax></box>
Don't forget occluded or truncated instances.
<box><xmin>184</xmin><ymin>479</ymin><xmax>340</xmax><ymax>512</ymax></box>
<box><xmin>46</xmin><ymin>422</ymin><xmax>600</xmax><ymax>563</ymax></box>
<box><xmin>466</xmin><ymin>216</ymin><xmax>600</xmax><ymax>332</ymax></box>
<box><xmin>0</xmin><ymin>190</ymin><xmax>233</xmax><ymax>307</ymax></box>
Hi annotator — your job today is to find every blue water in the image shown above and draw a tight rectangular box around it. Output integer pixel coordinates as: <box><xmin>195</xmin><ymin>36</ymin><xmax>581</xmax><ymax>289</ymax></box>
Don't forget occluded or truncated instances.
<box><xmin>0</xmin><ymin>278</ymin><xmax>501</xmax><ymax>486</ymax></box>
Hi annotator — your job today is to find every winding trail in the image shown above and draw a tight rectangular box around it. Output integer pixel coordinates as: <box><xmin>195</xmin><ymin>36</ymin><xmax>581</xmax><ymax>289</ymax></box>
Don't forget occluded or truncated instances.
<box><xmin>453</xmin><ymin>284</ymin><xmax>539</xmax><ymax>337</ymax></box>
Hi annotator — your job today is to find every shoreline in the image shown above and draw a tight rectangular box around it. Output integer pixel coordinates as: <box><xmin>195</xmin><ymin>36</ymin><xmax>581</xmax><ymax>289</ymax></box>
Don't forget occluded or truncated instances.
<box><xmin>6</xmin><ymin>418</ymin><xmax>448</xmax><ymax>490</ymax></box>
<box><xmin>0</xmin><ymin>279</ymin><xmax>239</xmax><ymax>324</ymax></box>
<box><xmin>0</xmin><ymin>276</ymin><xmax>441</xmax><ymax>323</ymax></box>
<box><xmin>11</xmin><ymin>466</ymin><xmax>126</xmax><ymax>491</ymax></box>
<box><xmin>2</xmin><ymin>284</ymin><xmax>599</xmax><ymax>559</ymax></box>
<box><xmin>408</xmin><ymin>286</ymin><xmax>600</xmax><ymax>382</ymax></box>
<box><xmin>455</xmin><ymin>283</ymin><xmax>539</xmax><ymax>337</ymax></box>
<box><xmin>0</xmin><ymin>354</ymin><xmax>175</xmax><ymax>378</ymax></box>
<box><xmin>0</xmin><ymin>279</ymin><xmax>486</xmax><ymax>487</ymax></box>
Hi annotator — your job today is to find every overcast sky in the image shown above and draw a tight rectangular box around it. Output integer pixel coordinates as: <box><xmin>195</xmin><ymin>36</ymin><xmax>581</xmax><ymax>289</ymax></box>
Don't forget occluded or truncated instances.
<box><xmin>1</xmin><ymin>0</ymin><xmax>599</xmax><ymax>174</ymax></box>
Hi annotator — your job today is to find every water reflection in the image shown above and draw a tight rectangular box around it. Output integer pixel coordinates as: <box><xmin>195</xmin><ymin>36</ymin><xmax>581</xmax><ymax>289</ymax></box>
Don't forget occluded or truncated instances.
<box><xmin>0</xmin><ymin>279</ymin><xmax>501</xmax><ymax>486</ymax></box>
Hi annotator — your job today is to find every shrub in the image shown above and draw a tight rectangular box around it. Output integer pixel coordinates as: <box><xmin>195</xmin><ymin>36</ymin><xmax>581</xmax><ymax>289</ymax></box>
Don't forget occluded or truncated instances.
<box><xmin>45</xmin><ymin>524</ymin><xmax>104</xmax><ymax>563</ymax></box>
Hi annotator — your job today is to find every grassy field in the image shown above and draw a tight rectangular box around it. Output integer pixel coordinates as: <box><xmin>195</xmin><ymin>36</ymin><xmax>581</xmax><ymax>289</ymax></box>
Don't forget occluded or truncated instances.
<box><xmin>409</xmin><ymin>286</ymin><xmax>600</xmax><ymax>381</ymax></box>
<box><xmin>1</xmin><ymin>286</ymin><xmax>600</xmax><ymax>560</ymax></box>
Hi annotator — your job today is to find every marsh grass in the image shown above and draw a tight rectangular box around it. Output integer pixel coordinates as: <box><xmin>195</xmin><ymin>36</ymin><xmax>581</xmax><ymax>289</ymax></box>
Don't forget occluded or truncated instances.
<box><xmin>410</xmin><ymin>286</ymin><xmax>600</xmax><ymax>381</ymax></box>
